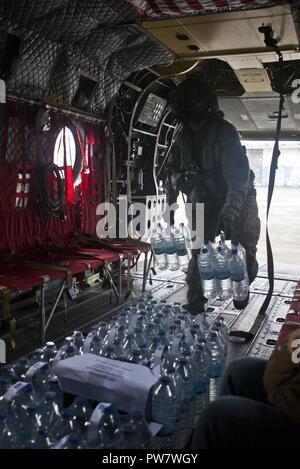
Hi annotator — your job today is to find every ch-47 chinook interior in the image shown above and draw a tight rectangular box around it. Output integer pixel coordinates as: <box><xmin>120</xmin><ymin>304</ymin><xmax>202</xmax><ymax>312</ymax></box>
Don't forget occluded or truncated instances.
<box><xmin>0</xmin><ymin>0</ymin><xmax>300</xmax><ymax>451</ymax></box>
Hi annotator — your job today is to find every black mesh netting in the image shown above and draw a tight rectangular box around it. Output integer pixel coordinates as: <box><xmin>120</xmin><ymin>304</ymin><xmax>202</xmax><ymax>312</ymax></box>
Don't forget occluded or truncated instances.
<box><xmin>1</xmin><ymin>0</ymin><xmax>297</xmax><ymax>116</ymax></box>
<box><xmin>0</xmin><ymin>0</ymin><xmax>174</xmax><ymax>116</ymax></box>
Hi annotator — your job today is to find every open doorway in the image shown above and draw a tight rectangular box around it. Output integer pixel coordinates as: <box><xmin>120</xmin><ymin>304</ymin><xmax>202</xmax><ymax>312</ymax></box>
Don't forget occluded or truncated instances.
<box><xmin>243</xmin><ymin>140</ymin><xmax>300</xmax><ymax>278</ymax></box>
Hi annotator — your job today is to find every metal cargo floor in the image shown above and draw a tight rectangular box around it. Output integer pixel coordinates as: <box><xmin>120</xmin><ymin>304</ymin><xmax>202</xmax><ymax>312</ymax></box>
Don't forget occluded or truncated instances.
<box><xmin>0</xmin><ymin>264</ymin><xmax>297</xmax><ymax>364</ymax></box>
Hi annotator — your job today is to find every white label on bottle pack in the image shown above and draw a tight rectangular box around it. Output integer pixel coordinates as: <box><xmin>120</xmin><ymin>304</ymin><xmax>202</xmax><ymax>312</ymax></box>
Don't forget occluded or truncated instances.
<box><xmin>55</xmin><ymin>354</ymin><xmax>158</xmax><ymax>414</ymax></box>
<box><xmin>90</xmin><ymin>402</ymin><xmax>112</xmax><ymax>426</ymax></box>
<box><xmin>25</xmin><ymin>361</ymin><xmax>48</xmax><ymax>380</ymax></box>
<box><xmin>3</xmin><ymin>381</ymin><xmax>30</xmax><ymax>402</ymax></box>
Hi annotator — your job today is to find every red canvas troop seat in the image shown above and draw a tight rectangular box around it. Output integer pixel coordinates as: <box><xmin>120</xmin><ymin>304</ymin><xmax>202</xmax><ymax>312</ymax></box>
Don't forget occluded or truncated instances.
<box><xmin>0</xmin><ymin>246</ymin><xmax>123</xmax><ymax>348</ymax></box>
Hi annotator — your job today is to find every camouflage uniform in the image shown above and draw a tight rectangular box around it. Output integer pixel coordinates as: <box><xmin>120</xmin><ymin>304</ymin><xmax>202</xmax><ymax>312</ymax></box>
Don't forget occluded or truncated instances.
<box><xmin>166</xmin><ymin>117</ymin><xmax>260</xmax><ymax>311</ymax></box>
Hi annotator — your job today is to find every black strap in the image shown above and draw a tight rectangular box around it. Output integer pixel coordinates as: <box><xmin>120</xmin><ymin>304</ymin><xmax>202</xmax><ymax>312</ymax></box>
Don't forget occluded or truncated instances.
<box><xmin>258</xmin><ymin>52</ymin><xmax>285</xmax><ymax>316</ymax></box>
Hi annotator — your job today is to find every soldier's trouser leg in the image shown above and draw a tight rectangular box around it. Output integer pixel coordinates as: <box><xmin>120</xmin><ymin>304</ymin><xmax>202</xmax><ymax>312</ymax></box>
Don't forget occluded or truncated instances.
<box><xmin>184</xmin><ymin>195</ymin><xmax>219</xmax><ymax>313</ymax></box>
<box><xmin>185</xmin><ymin>250</ymin><xmax>206</xmax><ymax>313</ymax></box>
<box><xmin>232</xmin><ymin>191</ymin><xmax>260</xmax><ymax>285</ymax></box>
<box><xmin>240</xmin><ymin>240</ymin><xmax>259</xmax><ymax>285</ymax></box>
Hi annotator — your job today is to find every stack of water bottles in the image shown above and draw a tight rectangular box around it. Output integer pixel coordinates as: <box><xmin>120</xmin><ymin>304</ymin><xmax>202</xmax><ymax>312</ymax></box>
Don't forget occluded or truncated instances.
<box><xmin>0</xmin><ymin>297</ymin><xmax>229</xmax><ymax>449</ymax></box>
<box><xmin>198</xmin><ymin>237</ymin><xmax>249</xmax><ymax>304</ymax></box>
<box><xmin>150</xmin><ymin>224</ymin><xmax>191</xmax><ymax>273</ymax></box>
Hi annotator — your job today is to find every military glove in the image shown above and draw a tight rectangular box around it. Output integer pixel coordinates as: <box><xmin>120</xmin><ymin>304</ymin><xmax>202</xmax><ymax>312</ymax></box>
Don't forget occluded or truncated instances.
<box><xmin>216</xmin><ymin>213</ymin><xmax>233</xmax><ymax>239</ymax></box>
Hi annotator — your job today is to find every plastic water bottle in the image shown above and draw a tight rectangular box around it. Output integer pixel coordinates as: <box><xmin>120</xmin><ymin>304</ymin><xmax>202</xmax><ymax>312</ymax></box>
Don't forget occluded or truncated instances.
<box><xmin>229</xmin><ymin>249</ymin><xmax>249</xmax><ymax>302</ymax></box>
<box><xmin>193</xmin><ymin>341</ymin><xmax>212</xmax><ymax>426</ymax></box>
<box><xmin>51</xmin><ymin>409</ymin><xmax>81</xmax><ymax>442</ymax></box>
<box><xmin>198</xmin><ymin>248</ymin><xmax>218</xmax><ymax>300</ymax></box>
<box><xmin>178</xmin><ymin>312</ymin><xmax>192</xmax><ymax>329</ymax></box>
<box><xmin>39</xmin><ymin>392</ymin><xmax>61</xmax><ymax>429</ymax></box>
<box><xmin>72</xmin><ymin>331</ymin><xmax>85</xmax><ymax>354</ymax></box>
<box><xmin>43</xmin><ymin>342</ymin><xmax>57</xmax><ymax>364</ymax></box>
<box><xmin>167</xmin><ymin>324</ymin><xmax>177</xmax><ymax>344</ymax></box>
<box><xmin>101</xmin><ymin>345</ymin><xmax>116</xmax><ymax>359</ymax></box>
<box><xmin>96</xmin><ymin>321</ymin><xmax>109</xmax><ymax>342</ymax></box>
<box><xmin>150</xmin><ymin>230</ymin><xmax>167</xmax><ymax>271</ymax></box>
<box><xmin>152</xmin><ymin>317</ymin><xmax>163</xmax><ymax>335</ymax></box>
<box><xmin>67</xmin><ymin>396</ymin><xmax>93</xmax><ymax>432</ymax></box>
<box><xmin>116</xmin><ymin>311</ymin><xmax>129</xmax><ymax>328</ymax></box>
<box><xmin>207</xmin><ymin>330</ymin><xmax>225</xmax><ymax>401</ymax></box>
<box><xmin>136</xmin><ymin>315</ymin><xmax>146</xmax><ymax>332</ymax></box>
<box><xmin>219</xmin><ymin>233</ymin><xmax>231</xmax><ymax>257</ymax></box>
<box><xmin>25</xmin><ymin>362</ymin><xmax>50</xmax><ymax>401</ymax></box>
<box><xmin>180</xmin><ymin>352</ymin><xmax>197</xmax><ymax>426</ymax></box>
<box><xmin>232</xmin><ymin>240</ymin><xmax>246</xmax><ymax>262</ymax></box>
<box><xmin>0</xmin><ymin>377</ymin><xmax>11</xmax><ymax>397</ymax></box>
<box><xmin>6</xmin><ymin>382</ymin><xmax>35</xmax><ymax>423</ymax></box>
<box><xmin>117</xmin><ymin>424</ymin><xmax>140</xmax><ymax>449</ymax></box>
<box><xmin>55</xmin><ymin>343</ymin><xmax>78</xmax><ymax>364</ymax></box>
<box><xmin>29</xmin><ymin>349</ymin><xmax>45</xmax><ymax>366</ymax></box>
<box><xmin>12</xmin><ymin>357</ymin><xmax>30</xmax><ymax>381</ymax></box>
<box><xmin>29</xmin><ymin>426</ymin><xmax>52</xmax><ymax>449</ymax></box>
<box><xmin>194</xmin><ymin>312</ymin><xmax>211</xmax><ymax>337</ymax></box>
<box><xmin>128</xmin><ymin>348</ymin><xmax>143</xmax><ymax>364</ymax></box>
<box><xmin>174</xmin><ymin>358</ymin><xmax>194</xmax><ymax>448</ymax></box>
<box><xmin>89</xmin><ymin>335</ymin><xmax>102</xmax><ymax>355</ymax></box>
<box><xmin>149</xmin><ymin>337</ymin><xmax>161</xmax><ymax>360</ymax></box>
<box><xmin>123</xmin><ymin>334</ymin><xmax>138</xmax><ymax>361</ymax></box>
<box><xmin>151</xmin><ymin>376</ymin><xmax>177</xmax><ymax>449</ymax></box>
<box><xmin>213</xmin><ymin>316</ymin><xmax>229</xmax><ymax>357</ymax></box>
<box><xmin>161</xmin><ymin>305</ymin><xmax>173</xmax><ymax>327</ymax></box>
<box><xmin>53</xmin><ymin>432</ymin><xmax>86</xmax><ymax>449</ymax></box>
<box><xmin>133</xmin><ymin>327</ymin><xmax>146</xmax><ymax>348</ymax></box>
<box><xmin>115</xmin><ymin>325</ymin><xmax>126</xmax><ymax>344</ymax></box>
<box><xmin>1</xmin><ymin>366</ymin><xmax>16</xmax><ymax>385</ymax></box>
<box><xmin>163</xmin><ymin>229</ymin><xmax>179</xmax><ymax>271</ymax></box>
<box><xmin>113</xmin><ymin>338</ymin><xmax>125</xmax><ymax>361</ymax></box>
<box><xmin>87</xmin><ymin>403</ymin><xmax>120</xmax><ymax>449</ymax></box>
<box><xmin>48</xmin><ymin>377</ymin><xmax>64</xmax><ymax>410</ymax></box>
<box><xmin>215</xmin><ymin>246</ymin><xmax>232</xmax><ymax>300</ymax></box>
<box><xmin>158</xmin><ymin>330</ymin><xmax>169</xmax><ymax>348</ymax></box>
<box><xmin>63</xmin><ymin>336</ymin><xmax>79</xmax><ymax>350</ymax></box>
<box><xmin>203</xmin><ymin>240</ymin><xmax>215</xmax><ymax>257</ymax></box>
<box><xmin>164</xmin><ymin>367</ymin><xmax>182</xmax><ymax>421</ymax></box>
<box><xmin>144</xmin><ymin>323</ymin><xmax>156</xmax><ymax>344</ymax></box>
<box><xmin>16</xmin><ymin>403</ymin><xmax>42</xmax><ymax>447</ymax></box>
<box><xmin>129</xmin><ymin>411</ymin><xmax>152</xmax><ymax>449</ymax></box>
<box><xmin>173</xmin><ymin>318</ymin><xmax>184</xmax><ymax>335</ymax></box>
<box><xmin>180</xmin><ymin>223</ymin><xmax>192</xmax><ymax>255</ymax></box>
<box><xmin>0</xmin><ymin>413</ymin><xmax>16</xmax><ymax>448</ymax></box>
<box><xmin>173</xmin><ymin>226</ymin><xmax>190</xmax><ymax>273</ymax></box>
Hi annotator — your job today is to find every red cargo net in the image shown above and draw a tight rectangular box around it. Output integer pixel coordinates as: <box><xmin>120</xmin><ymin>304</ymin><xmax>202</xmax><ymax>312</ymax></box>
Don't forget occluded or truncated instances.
<box><xmin>127</xmin><ymin>0</ymin><xmax>275</xmax><ymax>19</ymax></box>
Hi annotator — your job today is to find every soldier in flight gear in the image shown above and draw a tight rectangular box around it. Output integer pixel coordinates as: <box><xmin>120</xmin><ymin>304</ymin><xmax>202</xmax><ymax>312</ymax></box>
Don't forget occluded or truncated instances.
<box><xmin>165</xmin><ymin>77</ymin><xmax>260</xmax><ymax>313</ymax></box>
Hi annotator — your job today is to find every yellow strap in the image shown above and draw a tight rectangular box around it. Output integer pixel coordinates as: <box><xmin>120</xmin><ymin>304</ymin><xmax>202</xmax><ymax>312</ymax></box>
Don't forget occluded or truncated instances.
<box><xmin>10</xmin><ymin>318</ymin><xmax>16</xmax><ymax>351</ymax></box>
<box><xmin>0</xmin><ymin>286</ymin><xmax>11</xmax><ymax>321</ymax></box>
<box><xmin>63</xmin><ymin>292</ymin><xmax>68</xmax><ymax>324</ymax></box>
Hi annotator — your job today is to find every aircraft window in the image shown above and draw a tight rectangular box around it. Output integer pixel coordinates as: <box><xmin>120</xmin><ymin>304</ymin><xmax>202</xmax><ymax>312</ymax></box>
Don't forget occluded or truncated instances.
<box><xmin>53</xmin><ymin>126</ymin><xmax>82</xmax><ymax>186</ymax></box>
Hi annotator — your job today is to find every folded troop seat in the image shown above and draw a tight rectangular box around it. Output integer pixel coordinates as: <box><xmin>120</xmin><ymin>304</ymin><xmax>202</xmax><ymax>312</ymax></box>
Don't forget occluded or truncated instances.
<box><xmin>0</xmin><ymin>246</ymin><xmax>121</xmax><ymax>349</ymax></box>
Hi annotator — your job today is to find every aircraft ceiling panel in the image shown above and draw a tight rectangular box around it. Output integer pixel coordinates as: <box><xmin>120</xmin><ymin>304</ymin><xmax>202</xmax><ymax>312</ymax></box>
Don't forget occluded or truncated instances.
<box><xmin>242</xmin><ymin>97</ymin><xmax>296</xmax><ymax>131</ymax></box>
<box><xmin>219</xmin><ymin>98</ymin><xmax>257</xmax><ymax>132</ymax></box>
